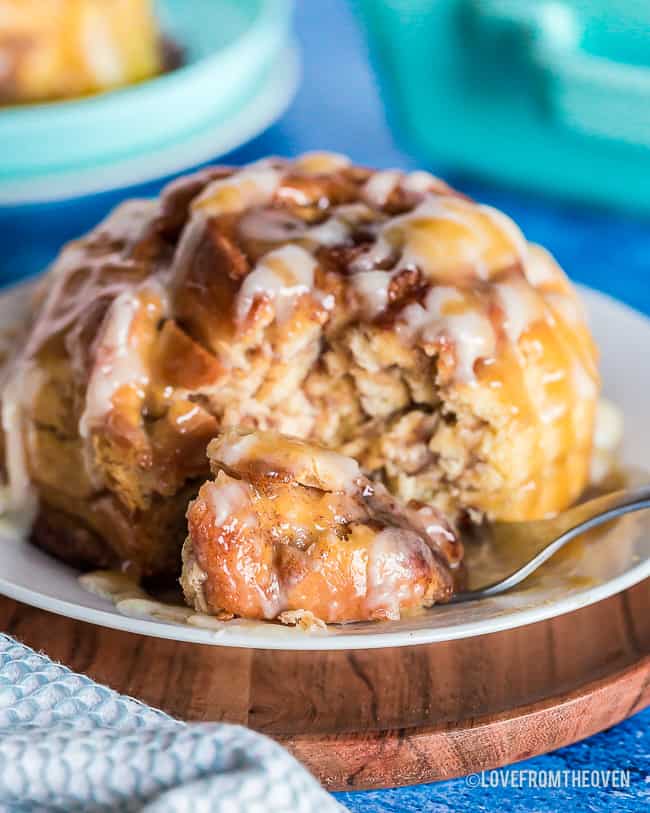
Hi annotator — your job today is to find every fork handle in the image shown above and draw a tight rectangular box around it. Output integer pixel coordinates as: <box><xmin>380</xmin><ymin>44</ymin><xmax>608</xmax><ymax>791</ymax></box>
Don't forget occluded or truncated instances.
<box><xmin>452</xmin><ymin>484</ymin><xmax>650</xmax><ymax>602</ymax></box>
<box><xmin>551</xmin><ymin>484</ymin><xmax>650</xmax><ymax>538</ymax></box>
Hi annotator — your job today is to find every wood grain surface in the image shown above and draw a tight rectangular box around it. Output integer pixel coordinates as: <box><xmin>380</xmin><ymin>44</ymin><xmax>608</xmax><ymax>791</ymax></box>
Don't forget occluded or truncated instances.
<box><xmin>1</xmin><ymin>581</ymin><xmax>648</xmax><ymax>790</ymax></box>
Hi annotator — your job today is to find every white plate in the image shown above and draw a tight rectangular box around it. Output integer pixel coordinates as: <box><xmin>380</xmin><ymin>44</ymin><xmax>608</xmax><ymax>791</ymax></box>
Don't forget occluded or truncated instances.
<box><xmin>0</xmin><ymin>285</ymin><xmax>648</xmax><ymax>650</ymax></box>
<box><xmin>0</xmin><ymin>46</ymin><xmax>299</xmax><ymax>204</ymax></box>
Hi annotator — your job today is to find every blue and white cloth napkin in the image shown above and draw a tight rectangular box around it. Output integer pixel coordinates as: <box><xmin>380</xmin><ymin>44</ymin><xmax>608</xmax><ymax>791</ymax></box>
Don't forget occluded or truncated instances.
<box><xmin>0</xmin><ymin>633</ymin><xmax>346</xmax><ymax>812</ymax></box>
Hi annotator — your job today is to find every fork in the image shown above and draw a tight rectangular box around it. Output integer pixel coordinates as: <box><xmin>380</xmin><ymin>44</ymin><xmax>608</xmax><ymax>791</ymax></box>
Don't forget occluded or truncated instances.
<box><xmin>451</xmin><ymin>484</ymin><xmax>650</xmax><ymax>602</ymax></box>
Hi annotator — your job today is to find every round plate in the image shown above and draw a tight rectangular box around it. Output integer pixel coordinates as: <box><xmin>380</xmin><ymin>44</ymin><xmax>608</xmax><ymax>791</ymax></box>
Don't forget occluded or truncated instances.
<box><xmin>0</xmin><ymin>45</ymin><xmax>299</xmax><ymax>204</ymax></box>
<box><xmin>0</xmin><ymin>285</ymin><xmax>649</xmax><ymax>650</ymax></box>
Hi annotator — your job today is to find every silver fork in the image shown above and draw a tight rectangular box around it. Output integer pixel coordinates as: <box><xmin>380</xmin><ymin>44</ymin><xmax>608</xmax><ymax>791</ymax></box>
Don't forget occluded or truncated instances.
<box><xmin>451</xmin><ymin>484</ymin><xmax>650</xmax><ymax>602</ymax></box>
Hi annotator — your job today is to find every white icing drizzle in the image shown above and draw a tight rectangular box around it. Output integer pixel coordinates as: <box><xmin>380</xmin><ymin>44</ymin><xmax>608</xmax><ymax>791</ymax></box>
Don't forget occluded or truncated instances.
<box><xmin>212</xmin><ymin>431</ymin><xmax>258</xmax><ymax>467</ymax></box>
<box><xmin>594</xmin><ymin>398</ymin><xmax>624</xmax><ymax>454</ymax></box>
<box><xmin>237</xmin><ymin>244</ymin><xmax>318</xmax><ymax>323</ymax></box>
<box><xmin>350</xmin><ymin>233</ymin><xmax>394</xmax><ymax>274</ymax></box>
<box><xmin>239</xmin><ymin>208</ymin><xmax>352</xmax><ymax>248</ymax></box>
<box><xmin>254</xmin><ymin>583</ymin><xmax>286</xmax><ymax>621</ymax></box>
<box><xmin>0</xmin><ymin>201</ymin><xmax>161</xmax><ymax>519</ymax></box>
<box><xmin>306</xmin><ymin>216</ymin><xmax>351</xmax><ymax>246</ymax></box>
<box><xmin>23</xmin><ymin>201</ymin><xmax>158</xmax><ymax>363</ymax></box>
<box><xmin>193</xmin><ymin>159</ymin><xmax>283</xmax><ymax>215</ymax></box>
<box><xmin>478</xmin><ymin>204</ymin><xmax>529</xmax><ymax>261</ymax></box>
<box><xmin>292</xmin><ymin>151</ymin><xmax>351</xmax><ymax>173</ymax></box>
<box><xmin>495</xmin><ymin>276</ymin><xmax>546</xmax><ymax>343</ymax></box>
<box><xmin>0</xmin><ymin>152</ymin><xmax>598</xmax><ymax>560</ymax></box>
<box><xmin>94</xmin><ymin>199</ymin><xmax>160</xmax><ymax>251</ymax></box>
<box><xmin>210</xmin><ymin>431</ymin><xmax>361</xmax><ymax>493</ymax></box>
<box><xmin>351</xmin><ymin>270</ymin><xmax>395</xmax><ymax>317</ymax></box>
<box><xmin>361</xmin><ymin>169</ymin><xmax>441</xmax><ymax>208</ymax></box>
<box><xmin>361</xmin><ymin>170</ymin><xmax>403</xmax><ymax>208</ymax></box>
<box><xmin>539</xmin><ymin>400</ymin><xmax>568</xmax><ymax>426</ymax></box>
<box><xmin>395</xmin><ymin>198</ymin><xmax>524</xmax><ymax>279</ymax></box>
<box><xmin>398</xmin><ymin>287</ymin><xmax>497</xmax><ymax>382</ymax></box>
<box><xmin>545</xmin><ymin>291</ymin><xmax>586</xmax><ymax>325</ymax></box>
<box><xmin>79</xmin><ymin>282</ymin><xmax>166</xmax><ymax>438</ymax></box>
<box><xmin>350</xmin><ymin>196</ymin><xmax>527</xmax><ymax>317</ymax></box>
<box><xmin>572</xmin><ymin>359</ymin><xmax>599</xmax><ymax>400</ymax></box>
<box><xmin>238</xmin><ymin>208</ymin><xmax>304</xmax><ymax>244</ymax></box>
<box><xmin>297</xmin><ymin>445</ymin><xmax>360</xmax><ymax>493</ymax></box>
<box><xmin>366</xmin><ymin>527</ymin><xmax>432</xmax><ymax>619</ymax></box>
<box><xmin>80</xmin><ymin>291</ymin><xmax>142</xmax><ymax>437</ymax></box>
<box><xmin>524</xmin><ymin>244</ymin><xmax>567</xmax><ymax>289</ymax></box>
<box><xmin>204</xmin><ymin>473</ymin><xmax>256</xmax><ymax>528</ymax></box>
<box><xmin>344</xmin><ymin>192</ymin><xmax>579</xmax><ymax>389</ymax></box>
<box><xmin>1</xmin><ymin>363</ymin><xmax>40</xmax><ymax>517</ymax></box>
<box><xmin>401</xmin><ymin>170</ymin><xmax>439</xmax><ymax>195</ymax></box>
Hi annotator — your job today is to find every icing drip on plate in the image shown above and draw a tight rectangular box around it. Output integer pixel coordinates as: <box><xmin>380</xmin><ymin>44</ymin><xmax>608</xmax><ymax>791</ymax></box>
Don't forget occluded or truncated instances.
<box><xmin>78</xmin><ymin>569</ymin><xmax>329</xmax><ymax>634</ymax></box>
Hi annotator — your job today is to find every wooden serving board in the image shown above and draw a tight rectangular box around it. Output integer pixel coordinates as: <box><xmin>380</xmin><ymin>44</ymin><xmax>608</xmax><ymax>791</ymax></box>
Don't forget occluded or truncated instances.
<box><xmin>1</xmin><ymin>582</ymin><xmax>649</xmax><ymax>791</ymax></box>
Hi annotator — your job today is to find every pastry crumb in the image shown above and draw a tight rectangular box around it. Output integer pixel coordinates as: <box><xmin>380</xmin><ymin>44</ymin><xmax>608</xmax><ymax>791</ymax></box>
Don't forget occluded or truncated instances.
<box><xmin>278</xmin><ymin>609</ymin><xmax>327</xmax><ymax>631</ymax></box>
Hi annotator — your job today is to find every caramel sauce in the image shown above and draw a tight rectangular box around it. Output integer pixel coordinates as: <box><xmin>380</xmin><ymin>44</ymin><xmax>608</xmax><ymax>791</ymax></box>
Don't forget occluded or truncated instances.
<box><xmin>2</xmin><ymin>153</ymin><xmax>600</xmax><ymax>540</ymax></box>
<box><xmin>461</xmin><ymin>464</ymin><xmax>645</xmax><ymax>596</ymax></box>
<box><xmin>210</xmin><ymin>430</ymin><xmax>361</xmax><ymax>493</ymax></box>
<box><xmin>0</xmin><ymin>157</ymin><xmax>617</xmax><ymax>631</ymax></box>
<box><xmin>77</xmin><ymin>568</ymin><xmax>329</xmax><ymax>634</ymax></box>
<box><xmin>74</xmin><ymin>460</ymin><xmax>643</xmax><ymax>629</ymax></box>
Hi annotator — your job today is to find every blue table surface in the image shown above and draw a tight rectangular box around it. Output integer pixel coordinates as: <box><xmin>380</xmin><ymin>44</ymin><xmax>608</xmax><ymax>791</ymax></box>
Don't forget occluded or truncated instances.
<box><xmin>1</xmin><ymin>2</ymin><xmax>648</xmax><ymax>810</ymax></box>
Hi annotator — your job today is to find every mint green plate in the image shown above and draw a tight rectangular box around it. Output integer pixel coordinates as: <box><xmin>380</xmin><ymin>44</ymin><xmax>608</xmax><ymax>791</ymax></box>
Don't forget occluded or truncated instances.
<box><xmin>356</xmin><ymin>0</ymin><xmax>650</xmax><ymax>213</ymax></box>
<box><xmin>1</xmin><ymin>0</ymin><xmax>293</xmax><ymax>191</ymax></box>
<box><xmin>1</xmin><ymin>46</ymin><xmax>299</xmax><ymax>204</ymax></box>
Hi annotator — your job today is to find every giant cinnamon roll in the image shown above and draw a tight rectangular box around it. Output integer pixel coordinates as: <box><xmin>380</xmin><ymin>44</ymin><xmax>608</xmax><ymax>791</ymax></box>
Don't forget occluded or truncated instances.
<box><xmin>1</xmin><ymin>153</ymin><xmax>599</xmax><ymax>585</ymax></box>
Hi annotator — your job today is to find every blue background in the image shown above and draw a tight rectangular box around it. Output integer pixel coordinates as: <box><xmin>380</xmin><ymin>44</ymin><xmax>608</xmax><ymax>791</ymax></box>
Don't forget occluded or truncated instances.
<box><xmin>2</xmin><ymin>0</ymin><xmax>650</xmax><ymax>318</ymax></box>
<box><xmin>1</xmin><ymin>2</ymin><xmax>648</xmax><ymax>810</ymax></box>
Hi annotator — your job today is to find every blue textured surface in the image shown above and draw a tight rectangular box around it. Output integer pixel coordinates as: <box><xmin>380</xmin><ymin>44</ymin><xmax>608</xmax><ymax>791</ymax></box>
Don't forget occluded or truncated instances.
<box><xmin>337</xmin><ymin>709</ymin><xmax>650</xmax><ymax>812</ymax></box>
<box><xmin>0</xmin><ymin>2</ymin><xmax>648</xmax><ymax>811</ymax></box>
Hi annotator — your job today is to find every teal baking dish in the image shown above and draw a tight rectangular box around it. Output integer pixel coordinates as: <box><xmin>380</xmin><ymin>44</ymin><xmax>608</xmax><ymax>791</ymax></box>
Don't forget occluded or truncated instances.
<box><xmin>355</xmin><ymin>0</ymin><xmax>650</xmax><ymax>213</ymax></box>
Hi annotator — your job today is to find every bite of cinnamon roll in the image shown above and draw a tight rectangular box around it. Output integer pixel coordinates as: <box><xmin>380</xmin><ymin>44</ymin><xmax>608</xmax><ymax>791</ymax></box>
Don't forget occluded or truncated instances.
<box><xmin>182</xmin><ymin>431</ymin><xmax>462</xmax><ymax>623</ymax></box>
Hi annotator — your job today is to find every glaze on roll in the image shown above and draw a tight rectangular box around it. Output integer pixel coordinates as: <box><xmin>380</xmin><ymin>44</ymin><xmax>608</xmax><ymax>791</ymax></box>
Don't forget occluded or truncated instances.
<box><xmin>1</xmin><ymin>153</ymin><xmax>599</xmax><ymax>581</ymax></box>
<box><xmin>182</xmin><ymin>431</ymin><xmax>461</xmax><ymax>623</ymax></box>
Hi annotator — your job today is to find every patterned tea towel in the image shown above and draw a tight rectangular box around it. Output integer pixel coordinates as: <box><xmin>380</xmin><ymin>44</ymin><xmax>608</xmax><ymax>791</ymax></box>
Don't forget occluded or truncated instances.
<box><xmin>0</xmin><ymin>633</ymin><xmax>346</xmax><ymax>812</ymax></box>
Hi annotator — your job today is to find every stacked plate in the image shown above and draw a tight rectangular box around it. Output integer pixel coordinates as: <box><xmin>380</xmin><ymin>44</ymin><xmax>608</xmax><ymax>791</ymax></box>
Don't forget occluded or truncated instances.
<box><xmin>0</xmin><ymin>0</ymin><xmax>299</xmax><ymax>205</ymax></box>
